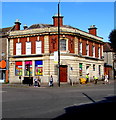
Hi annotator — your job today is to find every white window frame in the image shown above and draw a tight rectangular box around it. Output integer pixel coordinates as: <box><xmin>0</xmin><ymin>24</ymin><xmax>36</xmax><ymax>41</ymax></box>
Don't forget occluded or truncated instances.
<box><xmin>36</xmin><ymin>41</ymin><xmax>42</xmax><ymax>54</ymax></box>
<box><xmin>26</xmin><ymin>42</ymin><xmax>31</xmax><ymax>55</ymax></box>
<box><xmin>60</xmin><ymin>38</ymin><xmax>68</xmax><ymax>53</ymax></box>
<box><xmin>16</xmin><ymin>42</ymin><xmax>21</xmax><ymax>55</ymax></box>
<box><xmin>86</xmin><ymin>44</ymin><xmax>89</xmax><ymax>56</ymax></box>
<box><xmin>98</xmin><ymin>47</ymin><xmax>100</xmax><ymax>59</ymax></box>
<box><xmin>79</xmin><ymin>42</ymin><xmax>82</xmax><ymax>55</ymax></box>
<box><xmin>92</xmin><ymin>46</ymin><xmax>95</xmax><ymax>57</ymax></box>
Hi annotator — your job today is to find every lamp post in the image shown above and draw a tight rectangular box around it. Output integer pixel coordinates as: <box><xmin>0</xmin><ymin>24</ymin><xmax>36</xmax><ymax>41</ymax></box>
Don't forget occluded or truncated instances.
<box><xmin>58</xmin><ymin>1</ymin><xmax>60</xmax><ymax>87</ymax></box>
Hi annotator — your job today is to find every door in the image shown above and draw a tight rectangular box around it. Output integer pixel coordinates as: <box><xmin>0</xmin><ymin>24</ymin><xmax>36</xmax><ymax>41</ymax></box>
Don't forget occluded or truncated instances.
<box><xmin>86</xmin><ymin>65</ymin><xmax>90</xmax><ymax>74</ymax></box>
<box><xmin>60</xmin><ymin>65</ymin><xmax>67</xmax><ymax>82</ymax></box>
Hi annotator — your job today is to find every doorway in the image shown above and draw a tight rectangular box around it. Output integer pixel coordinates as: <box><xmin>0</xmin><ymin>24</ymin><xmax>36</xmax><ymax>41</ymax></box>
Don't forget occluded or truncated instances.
<box><xmin>86</xmin><ymin>65</ymin><xmax>90</xmax><ymax>74</ymax></box>
<box><xmin>60</xmin><ymin>65</ymin><xmax>67</xmax><ymax>82</ymax></box>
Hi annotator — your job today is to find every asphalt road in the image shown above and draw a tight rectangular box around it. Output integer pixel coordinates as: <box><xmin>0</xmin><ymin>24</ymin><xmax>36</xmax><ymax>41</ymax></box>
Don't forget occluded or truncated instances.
<box><xmin>2</xmin><ymin>82</ymin><xmax>116</xmax><ymax>119</ymax></box>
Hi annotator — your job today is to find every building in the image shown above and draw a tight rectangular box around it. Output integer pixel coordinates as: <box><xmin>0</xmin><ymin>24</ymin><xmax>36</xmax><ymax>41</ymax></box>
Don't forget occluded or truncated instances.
<box><xmin>0</xmin><ymin>26</ymin><xmax>15</xmax><ymax>83</ymax></box>
<box><xmin>103</xmin><ymin>42</ymin><xmax>116</xmax><ymax>79</ymax></box>
<box><xmin>8</xmin><ymin>15</ymin><xmax>104</xmax><ymax>84</ymax></box>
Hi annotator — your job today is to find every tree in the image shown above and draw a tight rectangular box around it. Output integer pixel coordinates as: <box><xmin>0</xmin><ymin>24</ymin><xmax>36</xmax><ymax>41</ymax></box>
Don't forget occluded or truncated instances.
<box><xmin>109</xmin><ymin>29</ymin><xmax>116</xmax><ymax>52</ymax></box>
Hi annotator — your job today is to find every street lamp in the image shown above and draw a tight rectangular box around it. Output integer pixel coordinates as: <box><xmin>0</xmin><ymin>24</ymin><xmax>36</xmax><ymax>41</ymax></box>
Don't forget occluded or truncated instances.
<box><xmin>58</xmin><ymin>1</ymin><xmax>60</xmax><ymax>87</ymax></box>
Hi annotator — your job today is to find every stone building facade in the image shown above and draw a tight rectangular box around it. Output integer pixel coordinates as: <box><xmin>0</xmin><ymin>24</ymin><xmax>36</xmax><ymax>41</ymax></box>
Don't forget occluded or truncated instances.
<box><xmin>0</xmin><ymin>26</ymin><xmax>15</xmax><ymax>83</ymax></box>
<box><xmin>8</xmin><ymin>15</ymin><xmax>104</xmax><ymax>84</ymax></box>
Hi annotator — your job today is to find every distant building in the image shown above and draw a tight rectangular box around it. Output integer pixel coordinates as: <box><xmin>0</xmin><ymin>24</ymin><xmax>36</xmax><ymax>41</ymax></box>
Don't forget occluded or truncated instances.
<box><xmin>0</xmin><ymin>26</ymin><xmax>15</xmax><ymax>83</ymax></box>
<box><xmin>103</xmin><ymin>42</ymin><xmax>116</xmax><ymax>79</ymax></box>
<box><xmin>8</xmin><ymin>15</ymin><xmax>104</xmax><ymax>84</ymax></box>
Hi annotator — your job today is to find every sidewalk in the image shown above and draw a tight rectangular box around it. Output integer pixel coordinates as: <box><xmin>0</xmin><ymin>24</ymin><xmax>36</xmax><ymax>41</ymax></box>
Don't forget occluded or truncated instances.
<box><xmin>2</xmin><ymin>79</ymin><xmax>115</xmax><ymax>88</ymax></box>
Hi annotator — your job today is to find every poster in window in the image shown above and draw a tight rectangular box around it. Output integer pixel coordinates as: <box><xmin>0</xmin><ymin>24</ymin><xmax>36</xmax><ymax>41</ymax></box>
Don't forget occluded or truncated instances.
<box><xmin>16</xmin><ymin>43</ymin><xmax>21</xmax><ymax>55</ymax></box>
<box><xmin>36</xmin><ymin>41</ymin><xmax>42</xmax><ymax>54</ymax></box>
<box><xmin>25</xmin><ymin>61</ymin><xmax>32</xmax><ymax>76</ymax></box>
<box><xmin>26</xmin><ymin>42</ymin><xmax>31</xmax><ymax>55</ymax></box>
<box><xmin>79</xmin><ymin>63</ymin><xmax>82</xmax><ymax>76</ymax></box>
<box><xmin>15</xmin><ymin>61</ymin><xmax>22</xmax><ymax>76</ymax></box>
<box><xmin>35</xmin><ymin>60</ymin><xmax>43</xmax><ymax>76</ymax></box>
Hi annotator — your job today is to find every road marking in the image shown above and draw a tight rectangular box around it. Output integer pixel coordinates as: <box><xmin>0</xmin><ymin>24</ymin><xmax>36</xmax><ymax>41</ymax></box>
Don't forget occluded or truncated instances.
<box><xmin>0</xmin><ymin>91</ymin><xmax>7</xmax><ymax>93</ymax></box>
<box><xmin>107</xmin><ymin>94</ymin><xmax>115</xmax><ymax>96</ymax></box>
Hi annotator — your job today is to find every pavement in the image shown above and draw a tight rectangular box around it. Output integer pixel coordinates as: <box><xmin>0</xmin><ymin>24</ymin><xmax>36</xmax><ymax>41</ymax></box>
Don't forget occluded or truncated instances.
<box><xmin>2</xmin><ymin>79</ymin><xmax>115</xmax><ymax>88</ymax></box>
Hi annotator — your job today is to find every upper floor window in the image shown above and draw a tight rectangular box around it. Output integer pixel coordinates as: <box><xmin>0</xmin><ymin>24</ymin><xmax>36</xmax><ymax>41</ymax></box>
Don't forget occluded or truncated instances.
<box><xmin>16</xmin><ymin>43</ymin><xmax>21</xmax><ymax>55</ymax></box>
<box><xmin>98</xmin><ymin>47</ymin><xmax>100</xmax><ymax>58</ymax></box>
<box><xmin>60</xmin><ymin>39</ymin><xmax>66</xmax><ymax>51</ymax></box>
<box><xmin>36</xmin><ymin>41</ymin><xmax>42</xmax><ymax>54</ymax></box>
<box><xmin>79</xmin><ymin>42</ymin><xmax>82</xmax><ymax>55</ymax></box>
<box><xmin>92</xmin><ymin>46</ymin><xmax>95</xmax><ymax>57</ymax></box>
<box><xmin>86</xmin><ymin>44</ymin><xmax>89</xmax><ymax>56</ymax></box>
<box><xmin>26</xmin><ymin>42</ymin><xmax>31</xmax><ymax>55</ymax></box>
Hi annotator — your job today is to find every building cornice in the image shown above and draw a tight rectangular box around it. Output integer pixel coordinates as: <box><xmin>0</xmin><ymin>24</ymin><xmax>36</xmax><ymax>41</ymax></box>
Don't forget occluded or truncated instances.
<box><xmin>8</xmin><ymin>27</ymin><xmax>103</xmax><ymax>42</ymax></box>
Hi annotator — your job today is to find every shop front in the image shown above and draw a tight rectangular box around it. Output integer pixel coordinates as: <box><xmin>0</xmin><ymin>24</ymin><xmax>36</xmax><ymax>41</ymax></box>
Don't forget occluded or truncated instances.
<box><xmin>14</xmin><ymin>60</ymin><xmax>43</xmax><ymax>84</ymax></box>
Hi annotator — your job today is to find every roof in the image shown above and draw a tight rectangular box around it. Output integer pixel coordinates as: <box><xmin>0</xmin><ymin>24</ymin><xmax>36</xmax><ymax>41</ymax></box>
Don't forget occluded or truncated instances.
<box><xmin>27</xmin><ymin>23</ymin><xmax>101</xmax><ymax>37</ymax></box>
<box><xmin>27</xmin><ymin>24</ymin><xmax>53</xmax><ymax>29</ymax></box>
<box><xmin>103</xmin><ymin>42</ymin><xmax>114</xmax><ymax>52</ymax></box>
<box><xmin>0</xmin><ymin>26</ymin><xmax>15</xmax><ymax>36</ymax></box>
<box><xmin>27</xmin><ymin>23</ymin><xmax>76</xmax><ymax>30</ymax></box>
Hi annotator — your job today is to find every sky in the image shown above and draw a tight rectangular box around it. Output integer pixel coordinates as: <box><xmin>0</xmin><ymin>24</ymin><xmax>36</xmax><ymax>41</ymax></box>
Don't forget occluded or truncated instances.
<box><xmin>1</xmin><ymin>1</ymin><xmax>115</xmax><ymax>42</ymax></box>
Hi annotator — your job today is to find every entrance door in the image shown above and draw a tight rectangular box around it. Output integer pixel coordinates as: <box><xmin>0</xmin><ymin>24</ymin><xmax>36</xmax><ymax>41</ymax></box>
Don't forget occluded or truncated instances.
<box><xmin>86</xmin><ymin>65</ymin><xmax>90</xmax><ymax>74</ymax></box>
<box><xmin>60</xmin><ymin>65</ymin><xmax>67</xmax><ymax>82</ymax></box>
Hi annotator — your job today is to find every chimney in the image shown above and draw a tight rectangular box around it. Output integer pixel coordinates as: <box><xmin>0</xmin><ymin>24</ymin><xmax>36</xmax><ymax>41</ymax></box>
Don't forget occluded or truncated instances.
<box><xmin>14</xmin><ymin>19</ymin><xmax>21</xmax><ymax>30</ymax></box>
<box><xmin>52</xmin><ymin>14</ymin><xmax>63</xmax><ymax>27</ymax></box>
<box><xmin>88</xmin><ymin>25</ymin><xmax>97</xmax><ymax>36</ymax></box>
<box><xmin>23</xmin><ymin>24</ymin><xmax>28</xmax><ymax>30</ymax></box>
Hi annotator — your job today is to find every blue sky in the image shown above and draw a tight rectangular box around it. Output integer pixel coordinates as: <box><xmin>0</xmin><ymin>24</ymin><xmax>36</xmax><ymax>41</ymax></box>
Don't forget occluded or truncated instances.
<box><xmin>2</xmin><ymin>2</ymin><xmax>114</xmax><ymax>42</ymax></box>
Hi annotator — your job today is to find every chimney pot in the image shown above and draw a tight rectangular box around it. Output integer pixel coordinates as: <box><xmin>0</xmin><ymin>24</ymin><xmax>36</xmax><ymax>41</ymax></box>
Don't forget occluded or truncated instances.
<box><xmin>23</xmin><ymin>24</ymin><xmax>28</xmax><ymax>30</ymax></box>
<box><xmin>14</xmin><ymin>19</ymin><xmax>21</xmax><ymax>30</ymax></box>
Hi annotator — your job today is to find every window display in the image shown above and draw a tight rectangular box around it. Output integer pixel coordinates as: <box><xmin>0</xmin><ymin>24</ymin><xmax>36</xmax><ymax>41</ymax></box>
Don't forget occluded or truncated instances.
<box><xmin>35</xmin><ymin>60</ymin><xmax>43</xmax><ymax>76</ymax></box>
<box><xmin>25</xmin><ymin>61</ymin><xmax>32</xmax><ymax>76</ymax></box>
<box><xmin>15</xmin><ymin>61</ymin><xmax>22</xmax><ymax>76</ymax></box>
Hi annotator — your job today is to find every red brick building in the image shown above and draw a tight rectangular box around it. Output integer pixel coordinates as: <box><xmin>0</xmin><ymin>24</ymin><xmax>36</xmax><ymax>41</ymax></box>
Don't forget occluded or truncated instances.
<box><xmin>8</xmin><ymin>15</ymin><xmax>104</xmax><ymax>84</ymax></box>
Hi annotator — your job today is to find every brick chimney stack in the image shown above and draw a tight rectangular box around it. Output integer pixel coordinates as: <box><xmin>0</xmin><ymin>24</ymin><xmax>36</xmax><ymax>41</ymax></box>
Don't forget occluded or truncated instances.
<box><xmin>14</xmin><ymin>19</ymin><xmax>21</xmax><ymax>30</ymax></box>
<box><xmin>52</xmin><ymin>14</ymin><xmax>63</xmax><ymax>27</ymax></box>
<box><xmin>88</xmin><ymin>25</ymin><xmax>97</xmax><ymax>36</ymax></box>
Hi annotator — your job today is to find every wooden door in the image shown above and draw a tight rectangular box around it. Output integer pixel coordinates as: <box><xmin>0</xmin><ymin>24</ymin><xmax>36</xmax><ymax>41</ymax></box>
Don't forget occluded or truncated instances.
<box><xmin>60</xmin><ymin>65</ymin><xmax>67</xmax><ymax>82</ymax></box>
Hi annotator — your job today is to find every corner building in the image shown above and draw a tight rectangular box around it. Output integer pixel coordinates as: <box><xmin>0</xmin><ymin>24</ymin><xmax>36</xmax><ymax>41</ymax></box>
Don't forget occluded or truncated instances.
<box><xmin>8</xmin><ymin>15</ymin><xmax>104</xmax><ymax>84</ymax></box>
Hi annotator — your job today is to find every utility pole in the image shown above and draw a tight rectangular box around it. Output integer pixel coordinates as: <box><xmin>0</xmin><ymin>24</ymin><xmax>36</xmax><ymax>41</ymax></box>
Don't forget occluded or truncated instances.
<box><xmin>58</xmin><ymin>1</ymin><xmax>60</xmax><ymax>87</ymax></box>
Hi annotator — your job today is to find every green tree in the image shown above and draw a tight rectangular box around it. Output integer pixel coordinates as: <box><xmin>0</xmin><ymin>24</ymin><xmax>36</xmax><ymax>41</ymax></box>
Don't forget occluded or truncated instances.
<box><xmin>109</xmin><ymin>29</ymin><xmax>116</xmax><ymax>52</ymax></box>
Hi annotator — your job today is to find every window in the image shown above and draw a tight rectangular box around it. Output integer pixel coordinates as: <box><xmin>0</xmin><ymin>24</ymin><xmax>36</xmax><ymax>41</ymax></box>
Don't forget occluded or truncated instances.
<box><xmin>16</xmin><ymin>43</ymin><xmax>21</xmax><ymax>55</ymax></box>
<box><xmin>98</xmin><ymin>47</ymin><xmax>100</xmax><ymax>58</ymax></box>
<box><xmin>79</xmin><ymin>63</ymin><xmax>83</xmax><ymax>76</ymax></box>
<box><xmin>99</xmin><ymin>65</ymin><xmax>101</xmax><ymax>76</ymax></box>
<box><xmin>60</xmin><ymin>39</ymin><xmax>66</xmax><ymax>51</ymax></box>
<box><xmin>92</xmin><ymin>46</ymin><xmax>95</xmax><ymax>57</ymax></box>
<box><xmin>93</xmin><ymin>64</ymin><xmax>95</xmax><ymax>71</ymax></box>
<box><xmin>79</xmin><ymin>42</ymin><xmax>82</xmax><ymax>55</ymax></box>
<box><xmin>25</xmin><ymin>61</ymin><xmax>32</xmax><ymax>76</ymax></box>
<box><xmin>26</xmin><ymin>42</ymin><xmax>31</xmax><ymax>55</ymax></box>
<box><xmin>15</xmin><ymin>61</ymin><xmax>22</xmax><ymax>76</ymax></box>
<box><xmin>35</xmin><ymin>61</ymin><xmax>43</xmax><ymax>76</ymax></box>
<box><xmin>36</xmin><ymin>41</ymin><xmax>42</xmax><ymax>54</ymax></box>
<box><xmin>86</xmin><ymin>44</ymin><xmax>89</xmax><ymax>56</ymax></box>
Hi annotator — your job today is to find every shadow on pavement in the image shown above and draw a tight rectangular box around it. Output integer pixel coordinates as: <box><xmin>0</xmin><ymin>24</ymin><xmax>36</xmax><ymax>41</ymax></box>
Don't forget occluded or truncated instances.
<box><xmin>52</xmin><ymin>95</ymin><xmax>116</xmax><ymax>120</ymax></box>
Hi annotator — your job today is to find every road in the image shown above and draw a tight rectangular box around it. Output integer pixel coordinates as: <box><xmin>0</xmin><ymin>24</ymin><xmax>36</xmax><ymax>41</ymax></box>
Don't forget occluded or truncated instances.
<box><xmin>2</xmin><ymin>82</ymin><xmax>116</xmax><ymax>119</ymax></box>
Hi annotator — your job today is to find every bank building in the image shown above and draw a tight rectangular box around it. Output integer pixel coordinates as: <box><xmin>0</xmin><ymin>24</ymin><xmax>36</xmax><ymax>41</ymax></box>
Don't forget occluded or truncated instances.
<box><xmin>8</xmin><ymin>14</ymin><xmax>104</xmax><ymax>84</ymax></box>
